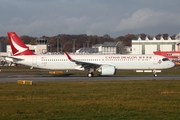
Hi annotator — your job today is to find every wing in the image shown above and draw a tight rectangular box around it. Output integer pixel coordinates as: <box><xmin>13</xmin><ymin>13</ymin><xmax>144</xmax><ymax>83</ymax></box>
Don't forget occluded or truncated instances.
<box><xmin>65</xmin><ymin>52</ymin><xmax>101</xmax><ymax>70</ymax></box>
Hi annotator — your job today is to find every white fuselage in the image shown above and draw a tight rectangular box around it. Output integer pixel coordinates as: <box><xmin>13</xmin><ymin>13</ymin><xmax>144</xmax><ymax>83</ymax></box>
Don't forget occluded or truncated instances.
<box><xmin>13</xmin><ymin>54</ymin><xmax>174</xmax><ymax>70</ymax></box>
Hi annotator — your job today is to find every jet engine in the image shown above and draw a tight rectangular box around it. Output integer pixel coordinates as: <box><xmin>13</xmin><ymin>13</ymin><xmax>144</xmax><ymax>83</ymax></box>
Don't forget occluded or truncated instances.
<box><xmin>98</xmin><ymin>65</ymin><xmax>116</xmax><ymax>75</ymax></box>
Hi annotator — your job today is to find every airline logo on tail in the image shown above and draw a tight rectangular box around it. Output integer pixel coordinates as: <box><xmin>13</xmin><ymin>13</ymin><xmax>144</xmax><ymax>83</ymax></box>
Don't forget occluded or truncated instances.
<box><xmin>10</xmin><ymin>36</ymin><xmax>28</xmax><ymax>55</ymax></box>
<box><xmin>7</xmin><ymin>32</ymin><xmax>35</xmax><ymax>56</ymax></box>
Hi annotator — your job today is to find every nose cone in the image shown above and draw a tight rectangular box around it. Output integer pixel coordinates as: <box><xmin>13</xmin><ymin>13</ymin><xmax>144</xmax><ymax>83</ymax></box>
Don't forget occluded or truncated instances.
<box><xmin>169</xmin><ymin>61</ymin><xmax>175</xmax><ymax>68</ymax></box>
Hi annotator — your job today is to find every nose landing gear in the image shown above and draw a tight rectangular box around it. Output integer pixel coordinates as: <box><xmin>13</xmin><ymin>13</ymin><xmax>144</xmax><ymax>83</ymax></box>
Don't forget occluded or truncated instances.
<box><xmin>153</xmin><ymin>70</ymin><xmax>158</xmax><ymax>77</ymax></box>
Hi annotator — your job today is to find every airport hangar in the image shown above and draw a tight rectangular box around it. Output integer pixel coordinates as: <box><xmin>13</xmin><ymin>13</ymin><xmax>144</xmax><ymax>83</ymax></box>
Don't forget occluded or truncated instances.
<box><xmin>131</xmin><ymin>33</ymin><xmax>180</xmax><ymax>55</ymax></box>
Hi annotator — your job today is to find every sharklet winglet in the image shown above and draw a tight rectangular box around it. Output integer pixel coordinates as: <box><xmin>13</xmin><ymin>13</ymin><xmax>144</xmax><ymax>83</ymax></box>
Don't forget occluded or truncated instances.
<box><xmin>65</xmin><ymin>51</ymin><xmax>73</xmax><ymax>61</ymax></box>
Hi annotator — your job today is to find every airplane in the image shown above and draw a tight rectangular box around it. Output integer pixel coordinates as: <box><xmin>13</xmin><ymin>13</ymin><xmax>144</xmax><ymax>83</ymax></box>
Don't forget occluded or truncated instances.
<box><xmin>153</xmin><ymin>51</ymin><xmax>180</xmax><ymax>61</ymax></box>
<box><xmin>7</xmin><ymin>32</ymin><xmax>175</xmax><ymax>77</ymax></box>
<box><xmin>0</xmin><ymin>57</ymin><xmax>14</xmax><ymax>66</ymax></box>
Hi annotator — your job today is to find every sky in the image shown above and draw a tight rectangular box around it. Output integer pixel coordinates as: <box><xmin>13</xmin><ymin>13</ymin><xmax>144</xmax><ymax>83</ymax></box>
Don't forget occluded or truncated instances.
<box><xmin>0</xmin><ymin>0</ymin><xmax>180</xmax><ymax>38</ymax></box>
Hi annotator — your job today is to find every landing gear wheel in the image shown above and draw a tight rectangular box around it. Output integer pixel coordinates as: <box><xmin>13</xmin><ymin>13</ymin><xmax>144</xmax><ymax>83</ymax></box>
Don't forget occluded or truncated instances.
<box><xmin>88</xmin><ymin>73</ymin><xmax>92</xmax><ymax>77</ymax></box>
<box><xmin>154</xmin><ymin>74</ymin><xmax>158</xmax><ymax>77</ymax></box>
<box><xmin>153</xmin><ymin>70</ymin><xmax>157</xmax><ymax>77</ymax></box>
<box><xmin>88</xmin><ymin>73</ymin><xmax>94</xmax><ymax>77</ymax></box>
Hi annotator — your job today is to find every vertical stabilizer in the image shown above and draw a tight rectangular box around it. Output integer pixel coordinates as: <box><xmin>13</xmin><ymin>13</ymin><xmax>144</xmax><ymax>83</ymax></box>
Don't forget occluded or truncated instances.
<box><xmin>7</xmin><ymin>32</ymin><xmax>35</xmax><ymax>56</ymax></box>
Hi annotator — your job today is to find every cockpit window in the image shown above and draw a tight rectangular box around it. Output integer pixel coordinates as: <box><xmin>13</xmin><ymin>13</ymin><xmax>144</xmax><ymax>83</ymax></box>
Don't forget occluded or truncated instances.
<box><xmin>162</xmin><ymin>58</ymin><xmax>169</xmax><ymax>61</ymax></box>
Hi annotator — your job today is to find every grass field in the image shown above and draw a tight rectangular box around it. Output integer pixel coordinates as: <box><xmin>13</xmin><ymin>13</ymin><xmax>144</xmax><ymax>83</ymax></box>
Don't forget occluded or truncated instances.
<box><xmin>0</xmin><ymin>80</ymin><xmax>180</xmax><ymax>120</ymax></box>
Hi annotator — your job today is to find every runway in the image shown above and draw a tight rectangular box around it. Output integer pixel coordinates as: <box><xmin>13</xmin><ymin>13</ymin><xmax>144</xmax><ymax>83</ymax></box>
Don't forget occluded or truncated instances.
<box><xmin>1</xmin><ymin>74</ymin><xmax>180</xmax><ymax>82</ymax></box>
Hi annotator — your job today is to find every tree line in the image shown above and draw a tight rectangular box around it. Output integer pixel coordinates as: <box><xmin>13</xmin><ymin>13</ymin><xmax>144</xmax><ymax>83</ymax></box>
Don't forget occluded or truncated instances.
<box><xmin>0</xmin><ymin>33</ymin><xmax>177</xmax><ymax>52</ymax></box>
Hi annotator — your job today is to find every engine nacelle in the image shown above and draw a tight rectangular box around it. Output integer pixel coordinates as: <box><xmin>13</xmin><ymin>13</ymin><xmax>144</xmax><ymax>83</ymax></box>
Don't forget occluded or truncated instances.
<box><xmin>98</xmin><ymin>65</ymin><xmax>116</xmax><ymax>75</ymax></box>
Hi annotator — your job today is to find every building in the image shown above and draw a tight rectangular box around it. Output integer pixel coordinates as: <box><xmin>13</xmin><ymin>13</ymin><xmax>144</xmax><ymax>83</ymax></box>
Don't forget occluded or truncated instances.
<box><xmin>76</xmin><ymin>48</ymin><xmax>98</xmax><ymax>54</ymax></box>
<box><xmin>0</xmin><ymin>43</ymin><xmax>7</xmax><ymax>52</ymax></box>
<box><xmin>132</xmin><ymin>33</ymin><xmax>180</xmax><ymax>54</ymax></box>
<box><xmin>76</xmin><ymin>42</ymin><xmax>121</xmax><ymax>54</ymax></box>
<box><xmin>101</xmin><ymin>42</ymin><xmax>120</xmax><ymax>54</ymax></box>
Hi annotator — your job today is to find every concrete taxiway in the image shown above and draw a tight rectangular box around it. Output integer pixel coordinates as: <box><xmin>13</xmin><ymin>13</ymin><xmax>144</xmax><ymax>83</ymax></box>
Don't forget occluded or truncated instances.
<box><xmin>0</xmin><ymin>68</ymin><xmax>180</xmax><ymax>82</ymax></box>
<box><xmin>0</xmin><ymin>74</ymin><xmax>180</xmax><ymax>82</ymax></box>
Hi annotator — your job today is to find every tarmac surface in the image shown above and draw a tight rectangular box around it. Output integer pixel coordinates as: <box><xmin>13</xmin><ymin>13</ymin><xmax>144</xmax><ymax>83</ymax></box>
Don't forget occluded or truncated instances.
<box><xmin>0</xmin><ymin>67</ymin><xmax>180</xmax><ymax>82</ymax></box>
<box><xmin>0</xmin><ymin>72</ymin><xmax>180</xmax><ymax>82</ymax></box>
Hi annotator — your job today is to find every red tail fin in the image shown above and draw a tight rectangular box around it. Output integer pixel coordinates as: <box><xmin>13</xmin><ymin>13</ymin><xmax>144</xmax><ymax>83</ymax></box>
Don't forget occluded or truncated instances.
<box><xmin>7</xmin><ymin>32</ymin><xmax>35</xmax><ymax>56</ymax></box>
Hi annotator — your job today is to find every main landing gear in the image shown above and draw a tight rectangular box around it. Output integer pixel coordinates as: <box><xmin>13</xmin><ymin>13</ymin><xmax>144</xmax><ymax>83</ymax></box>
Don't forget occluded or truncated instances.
<box><xmin>88</xmin><ymin>72</ymin><xmax>94</xmax><ymax>77</ymax></box>
<box><xmin>87</xmin><ymin>68</ymin><xmax>95</xmax><ymax>77</ymax></box>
